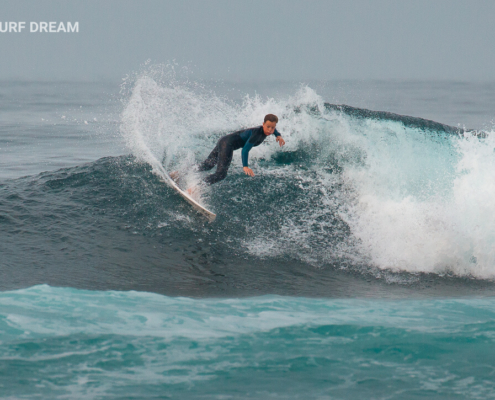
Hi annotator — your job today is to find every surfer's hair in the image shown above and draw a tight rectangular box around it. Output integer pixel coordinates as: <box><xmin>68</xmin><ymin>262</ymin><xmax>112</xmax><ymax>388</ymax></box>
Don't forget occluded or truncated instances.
<box><xmin>264</xmin><ymin>114</ymin><xmax>278</xmax><ymax>123</ymax></box>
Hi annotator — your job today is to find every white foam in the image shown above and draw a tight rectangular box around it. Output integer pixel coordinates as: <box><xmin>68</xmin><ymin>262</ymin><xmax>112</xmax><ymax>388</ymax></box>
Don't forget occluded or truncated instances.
<box><xmin>342</xmin><ymin>126</ymin><xmax>495</xmax><ymax>279</ymax></box>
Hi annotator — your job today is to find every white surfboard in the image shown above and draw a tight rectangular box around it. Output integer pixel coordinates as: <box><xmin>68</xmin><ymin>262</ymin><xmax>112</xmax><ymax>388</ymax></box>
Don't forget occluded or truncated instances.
<box><xmin>158</xmin><ymin>168</ymin><xmax>216</xmax><ymax>223</ymax></box>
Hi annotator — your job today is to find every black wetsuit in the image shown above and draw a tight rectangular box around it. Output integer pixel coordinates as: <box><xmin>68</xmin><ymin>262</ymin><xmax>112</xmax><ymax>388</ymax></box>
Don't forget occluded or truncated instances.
<box><xmin>198</xmin><ymin>126</ymin><xmax>281</xmax><ymax>185</ymax></box>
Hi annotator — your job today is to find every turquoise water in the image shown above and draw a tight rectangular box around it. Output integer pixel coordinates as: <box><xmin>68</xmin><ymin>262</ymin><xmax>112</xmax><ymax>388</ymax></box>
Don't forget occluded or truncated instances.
<box><xmin>1</xmin><ymin>285</ymin><xmax>495</xmax><ymax>399</ymax></box>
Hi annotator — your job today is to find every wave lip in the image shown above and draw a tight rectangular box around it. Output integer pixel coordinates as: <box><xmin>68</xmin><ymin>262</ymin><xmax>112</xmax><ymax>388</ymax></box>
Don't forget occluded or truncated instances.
<box><xmin>326</xmin><ymin>103</ymin><xmax>466</xmax><ymax>134</ymax></box>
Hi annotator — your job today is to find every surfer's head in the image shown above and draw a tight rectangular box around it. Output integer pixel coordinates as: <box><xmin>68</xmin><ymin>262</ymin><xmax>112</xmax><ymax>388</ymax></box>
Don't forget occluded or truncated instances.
<box><xmin>263</xmin><ymin>114</ymin><xmax>278</xmax><ymax>135</ymax></box>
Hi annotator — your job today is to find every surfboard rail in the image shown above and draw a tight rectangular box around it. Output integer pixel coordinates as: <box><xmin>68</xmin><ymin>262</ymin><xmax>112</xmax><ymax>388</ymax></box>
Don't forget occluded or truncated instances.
<box><xmin>158</xmin><ymin>169</ymin><xmax>216</xmax><ymax>223</ymax></box>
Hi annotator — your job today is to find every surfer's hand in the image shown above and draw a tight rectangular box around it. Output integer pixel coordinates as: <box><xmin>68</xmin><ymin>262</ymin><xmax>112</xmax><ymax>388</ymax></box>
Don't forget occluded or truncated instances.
<box><xmin>243</xmin><ymin>167</ymin><xmax>255</xmax><ymax>177</ymax></box>
<box><xmin>276</xmin><ymin>136</ymin><xmax>285</xmax><ymax>147</ymax></box>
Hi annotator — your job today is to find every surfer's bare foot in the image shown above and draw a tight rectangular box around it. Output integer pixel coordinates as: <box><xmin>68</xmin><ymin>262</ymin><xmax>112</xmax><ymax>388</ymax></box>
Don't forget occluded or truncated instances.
<box><xmin>186</xmin><ymin>186</ymin><xmax>197</xmax><ymax>197</ymax></box>
<box><xmin>169</xmin><ymin>171</ymin><xmax>179</xmax><ymax>183</ymax></box>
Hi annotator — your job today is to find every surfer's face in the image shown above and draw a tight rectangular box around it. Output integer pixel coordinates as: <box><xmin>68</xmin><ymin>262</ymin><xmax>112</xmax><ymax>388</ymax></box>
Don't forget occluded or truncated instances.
<box><xmin>263</xmin><ymin>121</ymin><xmax>277</xmax><ymax>135</ymax></box>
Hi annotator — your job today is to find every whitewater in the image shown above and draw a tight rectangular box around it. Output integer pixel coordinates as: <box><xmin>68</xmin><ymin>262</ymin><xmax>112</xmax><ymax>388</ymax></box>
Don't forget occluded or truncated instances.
<box><xmin>119</xmin><ymin>69</ymin><xmax>495</xmax><ymax>279</ymax></box>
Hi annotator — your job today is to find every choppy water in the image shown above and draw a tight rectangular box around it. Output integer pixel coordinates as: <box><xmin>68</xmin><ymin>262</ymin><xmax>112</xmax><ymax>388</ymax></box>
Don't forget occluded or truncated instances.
<box><xmin>2</xmin><ymin>71</ymin><xmax>495</xmax><ymax>398</ymax></box>
<box><xmin>2</xmin><ymin>285</ymin><xmax>495</xmax><ymax>399</ymax></box>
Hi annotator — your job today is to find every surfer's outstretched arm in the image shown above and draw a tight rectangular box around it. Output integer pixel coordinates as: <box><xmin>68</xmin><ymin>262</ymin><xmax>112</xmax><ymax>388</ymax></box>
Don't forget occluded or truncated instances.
<box><xmin>241</xmin><ymin>142</ymin><xmax>255</xmax><ymax>177</ymax></box>
<box><xmin>273</xmin><ymin>128</ymin><xmax>285</xmax><ymax>147</ymax></box>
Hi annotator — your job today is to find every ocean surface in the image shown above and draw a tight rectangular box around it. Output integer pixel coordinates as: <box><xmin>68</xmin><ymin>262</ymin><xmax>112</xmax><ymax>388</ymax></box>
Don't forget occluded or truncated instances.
<box><xmin>2</xmin><ymin>71</ymin><xmax>495</xmax><ymax>398</ymax></box>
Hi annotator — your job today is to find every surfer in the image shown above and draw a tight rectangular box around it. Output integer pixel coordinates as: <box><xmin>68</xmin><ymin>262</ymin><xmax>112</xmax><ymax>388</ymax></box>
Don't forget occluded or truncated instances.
<box><xmin>196</xmin><ymin>114</ymin><xmax>285</xmax><ymax>185</ymax></box>
<box><xmin>166</xmin><ymin>114</ymin><xmax>284</xmax><ymax>219</ymax></box>
<box><xmin>170</xmin><ymin>114</ymin><xmax>285</xmax><ymax>196</ymax></box>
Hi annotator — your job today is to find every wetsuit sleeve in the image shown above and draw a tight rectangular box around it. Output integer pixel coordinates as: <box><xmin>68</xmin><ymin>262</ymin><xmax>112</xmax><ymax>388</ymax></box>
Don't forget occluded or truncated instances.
<box><xmin>273</xmin><ymin>129</ymin><xmax>281</xmax><ymax>137</ymax></box>
<box><xmin>241</xmin><ymin>142</ymin><xmax>254</xmax><ymax>167</ymax></box>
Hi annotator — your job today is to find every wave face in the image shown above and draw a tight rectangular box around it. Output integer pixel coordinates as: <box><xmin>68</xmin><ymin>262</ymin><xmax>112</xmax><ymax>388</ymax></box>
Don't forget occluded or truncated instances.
<box><xmin>1</xmin><ymin>285</ymin><xmax>495</xmax><ymax>399</ymax></box>
<box><xmin>3</xmin><ymin>72</ymin><xmax>495</xmax><ymax>295</ymax></box>
<box><xmin>119</xmin><ymin>72</ymin><xmax>495</xmax><ymax>279</ymax></box>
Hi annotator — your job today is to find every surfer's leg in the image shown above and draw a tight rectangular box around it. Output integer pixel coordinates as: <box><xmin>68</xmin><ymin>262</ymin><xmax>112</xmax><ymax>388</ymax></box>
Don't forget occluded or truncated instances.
<box><xmin>197</xmin><ymin>143</ymin><xmax>220</xmax><ymax>172</ymax></box>
<box><xmin>204</xmin><ymin>139</ymin><xmax>234</xmax><ymax>185</ymax></box>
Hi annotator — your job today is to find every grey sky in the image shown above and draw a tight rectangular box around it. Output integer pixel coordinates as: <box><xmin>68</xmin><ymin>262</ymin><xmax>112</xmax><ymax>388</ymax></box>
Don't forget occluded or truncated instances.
<box><xmin>1</xmin><ymin>0</ymin><xmax>495</xmax><ymax>82</ymax></box>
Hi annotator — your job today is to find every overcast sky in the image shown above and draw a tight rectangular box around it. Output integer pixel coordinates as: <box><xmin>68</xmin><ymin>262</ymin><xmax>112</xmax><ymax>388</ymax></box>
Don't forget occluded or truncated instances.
<box><xmin>1</xmin><ymin>0</ymin><xmax>495</xmax><ymax>82</ymax></box>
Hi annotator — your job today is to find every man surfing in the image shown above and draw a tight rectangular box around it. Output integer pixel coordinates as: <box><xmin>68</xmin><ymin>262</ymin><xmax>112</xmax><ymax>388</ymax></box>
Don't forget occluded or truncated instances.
<box><xmin>172</xmin><ymin>114</ymin><xmax>285</xmax><ymax>192</ymax></box>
